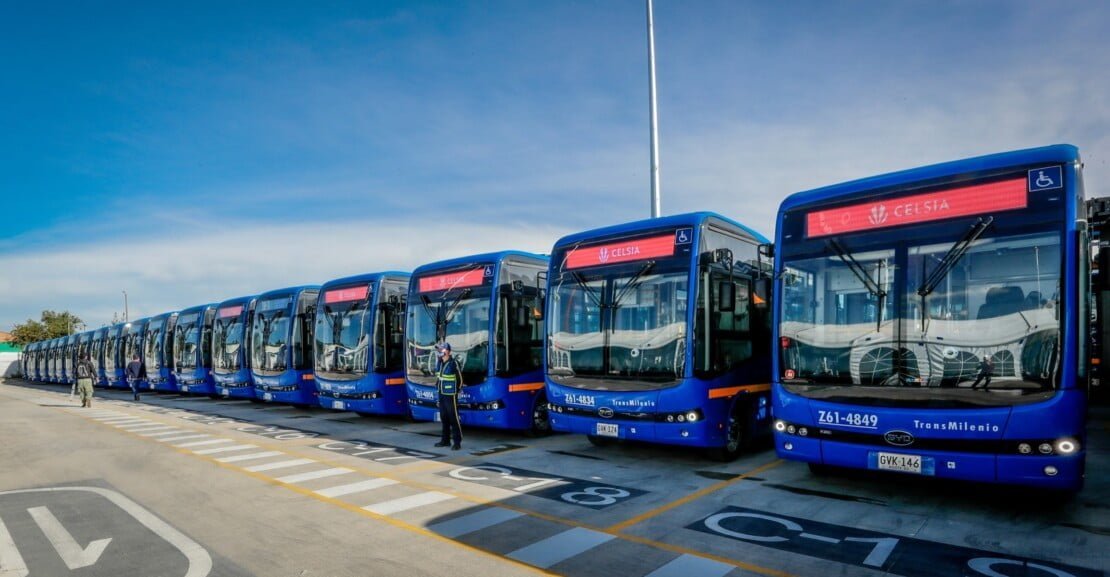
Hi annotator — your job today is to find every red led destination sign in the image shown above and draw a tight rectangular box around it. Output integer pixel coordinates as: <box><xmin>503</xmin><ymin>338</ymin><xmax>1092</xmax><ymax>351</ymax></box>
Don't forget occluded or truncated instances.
<box><xmin>418</xmin><ymin>268</ymin><xmax>487</xmax><ymax>293</ymax></box>
<box><xmin>218</xmin><ymin>306</ymin><xmax>243</xmax><ymax>319</ymax></box>
<box><xmin>805</xmin><ymin>178</ymin><xmax>1027</xmax><ymax>238</ymax></box>
<box><xmin>324</xmin><ymin>285</ymin><xmax>369</xmax><ymax>304</ymax></box>
<box><xmin>565</xmin><ymin>233</ymin><xmax>676</xmax><ymax>270</ymax></box>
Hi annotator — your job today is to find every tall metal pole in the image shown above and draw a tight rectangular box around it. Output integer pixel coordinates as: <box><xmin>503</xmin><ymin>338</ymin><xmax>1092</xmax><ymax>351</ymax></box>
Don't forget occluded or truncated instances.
<box><xmin>122</xmin><ymin>290</ymin><xmax>129</xmax><ymax>322</ymax></box>
<box><xmin>647</xmin><ymin>0</ymin><xmax>662</xmax><ymax>218</ymax></box>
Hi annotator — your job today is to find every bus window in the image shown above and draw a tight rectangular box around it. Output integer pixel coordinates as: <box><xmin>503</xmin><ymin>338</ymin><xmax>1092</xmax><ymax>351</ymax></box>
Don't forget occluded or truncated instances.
<box><xmin>496</xmin><ymin>260</ymin><xmax>546</xmax><ymax>376</ymax></box>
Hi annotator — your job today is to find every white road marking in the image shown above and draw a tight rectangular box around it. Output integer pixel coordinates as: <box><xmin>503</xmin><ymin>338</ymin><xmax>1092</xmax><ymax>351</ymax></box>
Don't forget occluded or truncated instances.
<box><xmin>644</xmin><ymin>554</ymin><xmax>735</xmax><ymax>577</ymax></box>
<box><xmin>141</xmin><ymin>429</ymin><xmax>185</xmax><ymax>437</ymax></box>
<box><xmin>0</xmin><ymin>487</ymin><xmax>212</xmax><ymax>577</ymax></box>
<box><xmin>124</xmin><ymin>425</ymin><xmax>176</xmax><ymax>434</ymax></box>
<box><xmin>0</xmin><ymin>515</ymin><xmax>28</xmax><ymax>577</ymax></box>
<box><xmin>117</xmin><ymin>423</ymin><xmax>161</xmax><ymax>430</ymax></box>
<box><xmin>156</xmin><ymin>434</ymin><xmax>210</xmax><ymax>443</ymax></box>
<box><xmin>26</xmin><ymin>506</ymin><xmax>111</xmax><ymax>570</ymax></box>
<box><xmin>243</xmin><ymin>459</ymin><xmax>316</xmax><ymax>473</ymax></box>
<box><xmin>428</xmin><ymin>508</ymin><xmax>523</xmax><ymax>539</ymax></box>
<box><xmin>175</xmin><ymin>439</ymin><xmax>231</xmax><ymax>449</ymax></box>
<box><xmin>363</xmin><ymin>492</ymin><xmax>453</xmax><ymax>516</ymax></box>
<box><xmin>193</xmin><ymin>444</ymin><xmax>258</xmax><ymax>456</ymax></box>
<box><xmin>275</xmin><ymin>468</ymin><xmax>354</xmax><ymax>484</ymax></box>
<box><xmin>215</xmin><ymin>451</ymin><xmax>283</xmax><ymax>463</ymax></box>
<box><xmin>314</xmin><ymin>478</ymin><xmax>397</xmax><ymax>498</ymax></box>
<box><xmin>98</xmin><ymin>417</ymin><xmax>147</xmax><ymax>425</ymax></box>
<box><xmin>507</xmin><ymin>527</ymin><xmax>614</xmax><ymax>568</ymax></box>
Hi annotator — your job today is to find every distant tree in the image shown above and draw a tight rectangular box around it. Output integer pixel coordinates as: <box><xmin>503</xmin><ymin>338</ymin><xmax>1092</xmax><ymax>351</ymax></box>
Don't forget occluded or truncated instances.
<box><xmin>9</xmin><ymin>310</ymin><xmax>85</xmax><ymax>345</ymax></box>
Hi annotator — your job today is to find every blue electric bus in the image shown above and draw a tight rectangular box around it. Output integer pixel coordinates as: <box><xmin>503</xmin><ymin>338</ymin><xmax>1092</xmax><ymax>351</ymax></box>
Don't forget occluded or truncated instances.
<box><xmin>90</xmin><ymin>327</ymin><xmax>108</xmax><ymax>387</ymax></box>
<box><xmin>772</xmin><ymin>144</ymin><xmax>1087</xmax><ymax>490</ymax></box>
<box><xmin>60</xmin><ymin>334</ymin><xmax>75</xmax><ymax>385</ymax></box>
<box><xmin>75</xmin><ymin>331</ymin><xmax>92</xmax><ymax>380</ymax></box>
<box><xmin>104</xmin><ymin>324</ymin><xmax>129</xmax><ymax>388</ymax></box>
<box><xmin>173</xmin><ymin>304</ymin><xmax>218</xmax><ymax>395</ymax></box>
<box><xmin>122</xmin><ymin>318</ymin><xmax>149</xmax><ymax>389</ymax></box>
<box><xmin>212</xmin><ymin>296</ymin><xmax>256</xmax><ymax>399</ymax></box>
<box><xmin>143</xmin><ymin>312</ymin><xmax>178</xmax><ymax>392</ymax></box>
<box><xmin>49</xmin><ymin>338</ymin><xmax>62</xmax><ymax>383</ymax></box>
<box><xmin>545</xmin><ymin>213</ymin><xmax>774</xmax><ymax>459</ymax></box>
<box><xmin>314</xmin><ymin>272</ymin><xmax>410</xmax><ymax>414</ymax></box>
<box><xmin>406</xmin><ymin>252</ymin><xmax>550</xmax><ymax>433</ymax></box>
<box><xmin>250</xmin><ymin>286</ymin><xmax>320</xmax><ymax>405</ymax></box>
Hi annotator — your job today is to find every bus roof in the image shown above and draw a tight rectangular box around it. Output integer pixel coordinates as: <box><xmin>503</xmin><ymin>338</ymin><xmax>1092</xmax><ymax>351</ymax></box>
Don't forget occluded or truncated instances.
<box><xmin>215</xmin><ymin>295</ymin><xmax>256</xmax><ymax>307</ymax></box>
<box><xmin>552</xmin><ymin>211</ymin><xmax>769</xmax><ymax>249</ymax></box>
<box><xmin>320</xmin><ymin>271</ymin><xmax>411</xmax><ymax>289</ymax></box>
<box><xmin>412</xmin><ymin>251</ymin><xmax>549</xmax><ymax>276</ymax></box>
<box><xmin>780</xmin><ymin>144</ymin><xmax>1080</xmax><ymax>212</ymax></box>
<box><xmin>176</xmin><ymin>303</ymin><xmax>218</xmax><ymax>315</ymax></box>
<box><xmin>256</xmin><ymin>285</ymin><xmax>321</xmax><ymax>299</ymax></box>
<box><xmin>148</xmin><ymin>310</ymin><xmax>178</xmax><ymax>321</ymax></box>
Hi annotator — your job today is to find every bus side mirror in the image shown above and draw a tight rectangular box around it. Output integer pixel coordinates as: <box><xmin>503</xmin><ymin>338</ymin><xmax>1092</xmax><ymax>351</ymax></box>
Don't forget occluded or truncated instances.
<box><xmin>537</xmin><ymin>289</ymin><xmax>547</xmax><ymax>321</ymax></box>
<box><xmin>754</xmin><ymin>278</ymin><xmax>771</xmax><ymax>308</ymax></box>
<box><xmin>759</xmin><ymin>243</ymin><xmax>775</xmax><ymax>258</ymax></box>
<box><xmin>718</xmin><ymin>281</ymin><xmax>736</xmax><ymax>312</ymax></box>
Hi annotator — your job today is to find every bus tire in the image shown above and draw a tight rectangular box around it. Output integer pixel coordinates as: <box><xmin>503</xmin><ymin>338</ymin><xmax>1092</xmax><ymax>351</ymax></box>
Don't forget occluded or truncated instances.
<box><xmin>526</xmin><ymin>394</ymin><xmax>552</xmax><ymax>437</ymax></box>
<box><xmin>708</xmin><ymin>405</ymin><xmax>749</xmax><ymax>462</ymax></box>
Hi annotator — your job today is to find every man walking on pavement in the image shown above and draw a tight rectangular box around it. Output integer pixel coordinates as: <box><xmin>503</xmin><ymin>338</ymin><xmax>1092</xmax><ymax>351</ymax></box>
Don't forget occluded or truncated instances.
<box><xmin>126</xmin><ymin>354</ymin><xmax>146</xmax><ymax>401</ymax></box>
<box><xmin>433</xmin><ymin>342</ymin><xmax>463</xmax><ymax>451</ymax></box>
<box><xmin>75</xmin><ymin>353</ymin><xmax>96</xmax><ymax>408</ymax></box>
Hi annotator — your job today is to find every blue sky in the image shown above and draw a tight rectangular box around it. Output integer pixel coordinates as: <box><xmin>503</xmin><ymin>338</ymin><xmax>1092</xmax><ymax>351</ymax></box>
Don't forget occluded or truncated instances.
<box><xmin>2</xmin><ymin>1</ymin><xmax>1109</xmax><ymax>329</ymax></box>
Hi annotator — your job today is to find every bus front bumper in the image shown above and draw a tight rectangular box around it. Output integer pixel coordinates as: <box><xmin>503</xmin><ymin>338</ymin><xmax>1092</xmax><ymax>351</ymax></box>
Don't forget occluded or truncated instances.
<box><xmin>775</xmin><ymin>433</ymin><xmax>1085</xmax><ymax>491</ymax></box>
<box><xmin>549</xmin><ymin>411</ymin><xmax>721</xmax><ymax>447</ymax></box>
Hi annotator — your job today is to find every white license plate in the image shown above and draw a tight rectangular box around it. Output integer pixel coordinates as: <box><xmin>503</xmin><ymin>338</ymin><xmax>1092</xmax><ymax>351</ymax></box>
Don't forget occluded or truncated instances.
<box><xmin>179</xmin><ymin>385</ymin><xmax>187</xmax><ymax>392</ymax></box>
<box><xmin>596</xmin><ymin>423</ymin><xmax>619</xmax><ymax>437</ymax></box>
<box><xmin>433</xmin><ymin>411</ymin><xmax>441</xmax><ymax>422</ymax></box>
<box><xmin>875</xmin><ymin>452</ymin><xmax>923</xmax><ymax>474</ymax></box>
<box><xmin>331</xmin><ymin>400</ymin><xmax>344</xmax><ymax>410</ymax></box>
<box><xmin>263</xmin><ymin>393</ymin><xmax>273</xmax><ymax>401</ymax></box>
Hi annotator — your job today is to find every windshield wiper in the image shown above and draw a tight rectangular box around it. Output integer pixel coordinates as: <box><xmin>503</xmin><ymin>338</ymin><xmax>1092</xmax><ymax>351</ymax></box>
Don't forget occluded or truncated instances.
<box><xmin>916</xmin><ymin>217</ymin><xmax>992</xmax><ymax>333</ymax></box>
<box><xmin>828</xmin><ymin>239</ymin><xmax>887</xmax><ymax>332</ymax></box>
<box><xmin>611</xmin><ymin>261</ymin><xmax>656</xmax><ymax>308</ymax></box>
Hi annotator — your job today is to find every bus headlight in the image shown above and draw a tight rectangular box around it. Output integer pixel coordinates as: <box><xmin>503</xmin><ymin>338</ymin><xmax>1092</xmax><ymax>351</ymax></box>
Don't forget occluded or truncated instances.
<box><xmin>786</xmin><ymin>425</ymin><xmax>796</xmax><ymax>434</ymax></box>
<box><xmin>676</xmin><ymin>414</ymin><xmax>686</xmax><ymax>422</ymax></box>
<box><xmin>685</xmin><ymin>411</ymin><xmax>699</xmax><ymax>423</ymax></box>
<box><xmin>1038</xmin><ymin>443</ymin><xmax>1053</xmax><ymax>455</ymax></box>
<box><xmin>1018</xmin><ymin>443</ymin><xmax>1032</xmax><ymax>454</ymax></box>
<box><xmin>774</xmin><ymin>420</ymin><xmax>787</xmax><ymax>432</ymax></box>
<box><xmin>1055</xmin><ymin>438</ymin><xmax>1079</xmax><ymax>455</ymax></box>
<box><xmin>666</xmin><ymin>415</ymin><xmax>674</xmax><ymax>422</ymax></box>
<box><xmin>797</xmin><ymin>427</ymin><xmax>808</xmax><ymax>437</ymax></box>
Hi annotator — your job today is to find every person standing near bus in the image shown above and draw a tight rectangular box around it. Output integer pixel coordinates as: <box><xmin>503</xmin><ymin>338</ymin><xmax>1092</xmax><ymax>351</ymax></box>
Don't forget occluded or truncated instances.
<box><xmin>433</xmin><ymin>342</ymin><xmax>463</xmax><ymax>450</ymax></box>
<box><xmin>75</xmin><ymin>353</ymin><xmax>96</xmax><ymax>408</ymax></box>
<box><xmin>970</xmin><ymin>354</ymin><xmax>994</xmax><ymax>390</ymax></box>
<box><xmin>126</xmin><ymin>354</ymin><xmax>145</xmax><ymax>401</ymax></box>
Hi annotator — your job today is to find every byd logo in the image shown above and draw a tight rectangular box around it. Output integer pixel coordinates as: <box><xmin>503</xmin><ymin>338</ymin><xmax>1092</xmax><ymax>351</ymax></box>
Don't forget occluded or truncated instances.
<box><xmin>869</xmin><ymin>204</ymin><xmax>889</xmax><ymax>226</ymax></box>
<box><xmin>884</xmin><ymin>430</ymin><xmax>914</xmax><ymax>446</ymax></box>
<box><xmin>597</xmin><ymin>407</ymin><xmax>615</xmax><ymax>418</ymax></box>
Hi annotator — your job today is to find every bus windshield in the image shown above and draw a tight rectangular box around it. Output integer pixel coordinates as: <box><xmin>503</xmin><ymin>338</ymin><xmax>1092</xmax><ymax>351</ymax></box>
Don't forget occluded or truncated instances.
<box><xmin>104</xmin><ymin>332</ymin><xmax>119</xmax><ymax>373</ymax></box>
<box><xmin>144</xmin><ymin>320</ymin><xmax>164</xmax><ymax>370</ymax></box>
<box><xmin>407</xmin><ymin>286</ymin><xmax>490</xmax><ymax>386</ymax></box>
<box><xmin>548</xmin><ymin>260</ymin><xmax>689</xmax><ymax>390</ymax></box>
<box><xmin>213</xmin><ymin>311</ymin><xmax>245</xmax><ymax>374</ymax></box>
<box><xmin>780</xmin><ymin>224</ymin><xmax>1062</xmax><ymax>406</ymax></box>
<box><xmin>252</xmin><ymin>297</ymin><xmax>292</xmax><ymax>374</ymax></box>
<box><xmin>175</xmin><ymin>314</ymin><xmax>201</xmax><ymax>369</ymax></box>
<box><xmin>315</xmin><ymin>288</ymin><xmax>373</xmax><ymax>381</ymax></box>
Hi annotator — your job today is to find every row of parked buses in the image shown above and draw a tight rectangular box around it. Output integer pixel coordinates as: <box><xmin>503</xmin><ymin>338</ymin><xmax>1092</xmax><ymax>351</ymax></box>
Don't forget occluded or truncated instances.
<box><xmin>19</xmin><ymin>145</ymin><xmax>1092</xmax><ymax>490</ymax></box>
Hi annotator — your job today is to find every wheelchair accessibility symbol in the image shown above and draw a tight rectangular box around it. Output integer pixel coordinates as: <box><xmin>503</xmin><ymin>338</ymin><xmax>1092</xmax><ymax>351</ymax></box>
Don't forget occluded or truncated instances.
<box><xmin>1028</xmin><ymin>166</ymin><xmax>1062</xmax><ymax>192</ymax></box>
<box><xmin>675</xmin><ymin>228</ymin><xmax>693</xmax><ymax>245</ymax></box>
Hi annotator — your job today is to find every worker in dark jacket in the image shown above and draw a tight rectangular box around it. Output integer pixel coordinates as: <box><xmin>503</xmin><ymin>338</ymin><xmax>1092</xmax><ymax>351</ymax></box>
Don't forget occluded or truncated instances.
<box><xmin>126</xmin><ymin>354</ymin><xmax>146</xmax><ymax>401</ymax></box>
<box><xmin>433</xmin><ymin>342</ymin><xmax>463</xmax><ymax>450</ymax></box>
<box><xmin>75</xmin><ymin>353</ymin><xmax>96</xmax><ymax>408</ymax></box>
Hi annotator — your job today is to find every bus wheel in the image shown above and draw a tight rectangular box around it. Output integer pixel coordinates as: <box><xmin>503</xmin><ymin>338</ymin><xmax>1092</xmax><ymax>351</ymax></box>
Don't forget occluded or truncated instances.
<box><xmin>526</xmin><ymin>395</ymin><xmax>552</xmax><ymax>437</ymax></box>
<box><xmin>708</xmin><ymin>409</ymin><xmax>745</xmax><ymax>462</ymax></box>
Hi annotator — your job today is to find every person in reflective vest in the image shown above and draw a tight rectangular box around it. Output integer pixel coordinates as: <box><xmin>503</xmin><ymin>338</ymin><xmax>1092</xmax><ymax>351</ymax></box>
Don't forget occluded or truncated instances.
<box><xmin>434</xmin><ymin>342</ymin><xmax>463</xmax><ymax>450</ymax></box>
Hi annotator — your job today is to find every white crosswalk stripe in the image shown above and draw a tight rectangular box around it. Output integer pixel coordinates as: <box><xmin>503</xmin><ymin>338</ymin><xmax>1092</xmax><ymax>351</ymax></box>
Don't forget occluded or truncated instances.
<box><xmin>314</xmin><ymin>478</ymin><xmax>397</xmax><ymax>498</ymax></box>
<box><xmin>215</xmin><ymin>451</ymin><xmax>284</xmax><ymax>463</ymax></box>
<box><xmin>175</xmin><ymin>439</ymin><xmax>231</xmax><ymax>449</ymax></box>
<box><xmin>363</xmin><ymin>492</ymin><xmax>453</xmax><ymax>516</ymax></box>
<box><xmin>156</xmin><ymin>434</ymin><xmax>209</xmax><ymax>443</ymax></box>
<box><xmin>193</xmin><ymin>444</ymin><xmax>258</xmax><ymax>455</ymax></box>
<box><xmin>275</xmin><ymin>468</ymin><xmax>354</xmax><ymax>484</ymax></box>
<box><xmin>141</xmin><ymin>429</ymin><xmax>184</xmax><ymax>437</ymax></box>
<box><xmin>243</xmin><ymin>459</ymin><xmax>316</xmax><ymax>473</ymax></box>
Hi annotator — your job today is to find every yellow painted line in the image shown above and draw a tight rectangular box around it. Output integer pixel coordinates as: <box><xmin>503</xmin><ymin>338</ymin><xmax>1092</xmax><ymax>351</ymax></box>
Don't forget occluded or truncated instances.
<box><xmin>61</xmin><ymin>396</ymin><xmax>801</xmax><ymax>577</ymax></box>
<box><xmin>708</xmin><ymin>383</ymin><xmax>771</xmax><ymax>399</ymax></box>
<box><xmin>607</xmin><ymin>459</ymin><xmax>783</xmax><ymax>532</ymax></box>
